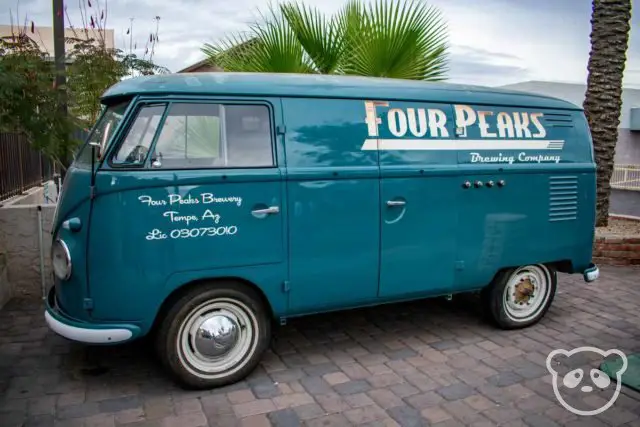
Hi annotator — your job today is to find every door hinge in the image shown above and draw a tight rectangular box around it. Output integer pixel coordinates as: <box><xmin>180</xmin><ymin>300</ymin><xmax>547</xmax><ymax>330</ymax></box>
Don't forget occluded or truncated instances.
<box><xmin>276</xmin><ymin>125</ymin><xmax>286</xmax><ymax>135</ymax></box>
<box><xmin>282</xmin><ymin>280</ymin><xmax>290</xmax><ymax>293</ymax></box>
<box><xmin>83</xmin><ymin>298</ymin><xmax>94</xmax><ymax>310</ymax></box>
<box><xmin>90</xmin><ymin>186</ymin><xmax>96</xmax><ymax>200</ymax></box>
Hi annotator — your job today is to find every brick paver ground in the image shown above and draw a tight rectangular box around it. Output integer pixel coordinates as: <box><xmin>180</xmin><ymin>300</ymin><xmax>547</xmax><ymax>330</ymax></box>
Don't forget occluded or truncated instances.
<box><xmin>2</xmin><ymin>265</ymin><xmax>640</xmax><ymax>427</ymax></box>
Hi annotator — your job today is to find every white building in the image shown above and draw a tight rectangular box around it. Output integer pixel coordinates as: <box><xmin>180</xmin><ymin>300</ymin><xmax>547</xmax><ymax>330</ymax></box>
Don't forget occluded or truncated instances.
<box><xmin>499</xmin><ymin>80</ymin><xmax>640</xmax><ymax>216</ymax></box>
<box><xmin>0</xmin><ymin>24</ymin><xmax>115</xmax><ymax>62</ymax></box>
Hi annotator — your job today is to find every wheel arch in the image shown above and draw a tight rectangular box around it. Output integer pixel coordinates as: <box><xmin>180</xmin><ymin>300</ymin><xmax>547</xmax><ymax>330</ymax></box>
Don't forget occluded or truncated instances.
<box><xmin>149</xmin><ymin>276</ymin><xmax>276</xmax><ymax>337</ymax></box>
<box><xmin>481</xmin><ymin>260</ymin><xmax>565</xmax><ymax>292</ymax></box>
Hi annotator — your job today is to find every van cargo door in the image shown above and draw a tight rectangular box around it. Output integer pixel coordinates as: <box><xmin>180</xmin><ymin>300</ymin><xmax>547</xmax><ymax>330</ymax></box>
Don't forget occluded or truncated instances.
<box><xmin>377</xmin><ymin>101</ymin><xmax>458</xmax><ymax>298</ymax></box>
<box><xmin>282</xmin><ymin>98</ymin><xmax>381</xmax><ymax>313</ymax></box>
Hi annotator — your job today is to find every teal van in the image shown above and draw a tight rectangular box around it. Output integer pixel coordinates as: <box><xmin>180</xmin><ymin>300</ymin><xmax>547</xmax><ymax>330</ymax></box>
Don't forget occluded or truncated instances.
<box><xmin>45</xmin><ymin>72</ymin><xmax>600</xmax><ymax>389</ymax></box>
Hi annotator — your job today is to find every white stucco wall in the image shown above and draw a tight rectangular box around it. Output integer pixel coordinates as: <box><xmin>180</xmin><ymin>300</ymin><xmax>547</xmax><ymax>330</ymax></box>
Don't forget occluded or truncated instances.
<box><xmin>499</xmin><ymin>80</ymin><xmax>640</xmax><ymax>129</ymax></box>
<box><xmin>0</xmin><ymin>204</ymin><xmax>55</xmax><ymax>304</ymax></box>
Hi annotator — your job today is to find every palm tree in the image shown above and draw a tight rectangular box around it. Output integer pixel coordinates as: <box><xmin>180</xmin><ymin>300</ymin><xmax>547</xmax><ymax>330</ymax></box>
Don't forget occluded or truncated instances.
<box><xmin>201</xmin><ymin>0</ymin><xmax>448</xmax><ymax>81</ymax></box>
<box><xmin>583</xmin><ymin>0</ymin><xmax>632</xmax><ymax>227</ymax></box>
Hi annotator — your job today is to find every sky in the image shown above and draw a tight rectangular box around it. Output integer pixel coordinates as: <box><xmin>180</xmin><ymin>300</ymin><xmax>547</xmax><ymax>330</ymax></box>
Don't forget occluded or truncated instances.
<box><xmin>3</xmin><ymin>0</ymin><xmax>640</xmax><ymax>88</ymax></box>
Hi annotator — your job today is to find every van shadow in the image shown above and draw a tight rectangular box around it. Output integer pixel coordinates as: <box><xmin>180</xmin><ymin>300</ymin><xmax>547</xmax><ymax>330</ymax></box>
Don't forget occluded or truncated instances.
<box><xmin>44</xmin><ymin>292</ymin><xmax>524</xmax><ymax>396</ymax></box>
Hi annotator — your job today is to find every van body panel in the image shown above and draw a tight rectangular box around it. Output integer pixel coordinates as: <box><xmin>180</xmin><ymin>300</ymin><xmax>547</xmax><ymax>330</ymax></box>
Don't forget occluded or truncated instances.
<box><xmin>374</xmin><ymin>101</ymin><xmax>459</xmax><ymax>297</ymax></box>
<box><xmin>282</xmin><ymin>97</ymin><xmax>381</xmax><ymax>313</ymax></box>
<box><xmin>51</xmin><ymin>167</ymin><xmax>93</xmax><ymax>321</ymax></box>
<box><xmin>454</xmin><ymin>170</ymin><xmax>551</xmax><ymax>290</ymax></box>
<box><xmin>446</xmin><ymin>104</ymin><xmax>595</xmax><ymax>290</ymax></box>
<box><xmin>88</xmin><ymin>169</ymin><xmax>286</xmax><ymax>321</ymax></box>
<box><xmin>86</xmin><ymin>96</ymin><xmax>289</xmax><ymax>322</ymax></box>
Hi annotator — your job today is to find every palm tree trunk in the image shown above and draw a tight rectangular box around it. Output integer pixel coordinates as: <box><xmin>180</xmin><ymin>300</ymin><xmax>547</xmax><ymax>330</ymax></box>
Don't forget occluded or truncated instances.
<box><xmin>583</xmin><ymin>0</ymin><xmax>632</xmax><ymax>227</ymax></box>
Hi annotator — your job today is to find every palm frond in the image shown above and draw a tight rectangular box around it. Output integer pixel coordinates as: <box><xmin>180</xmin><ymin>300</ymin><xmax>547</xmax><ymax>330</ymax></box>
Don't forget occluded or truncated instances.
<box><xmin>199</xmin><ymin>0</ymin><xmax>448</xmax><ymax>81</ymax></box>
<box><xmin>201</xmin><ymin>4</ymin><xmax>311</xmax><ymax>73</ymax></box>
<box><xmin>344</xmin><ymin>0</ymin><xmax>448</xmax><ymax>80</ymax></box>
<box><xmin>333</xmin><ymin>0</ymin><xmax>365</xmax><ymax>74</ymax></box>
<box><xmin>280</xmin><ymin>1</ymin><xmax>345</xmax><ymax>74</ymax></box>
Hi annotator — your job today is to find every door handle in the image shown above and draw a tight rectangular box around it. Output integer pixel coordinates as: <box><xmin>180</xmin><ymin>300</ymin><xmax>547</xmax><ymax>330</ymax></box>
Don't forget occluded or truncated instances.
<box><xmin>386</xmin><ymin>200</ymin><xmax>406</xmax><ymax>207</ymax></box>
<box><xmin>252</xmin><ymin>206</ymin><xmax>280</xmax><ymax>215</ymax></box>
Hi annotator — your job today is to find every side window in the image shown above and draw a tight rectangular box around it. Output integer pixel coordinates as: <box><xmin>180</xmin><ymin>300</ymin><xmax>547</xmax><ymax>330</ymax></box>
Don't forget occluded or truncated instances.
<box><xmin>112</xmin><ymin>104</ymin><xmax>166</xmax><ymax>165</ymax></box>
<box><xmin>151</xmin><ymin>103</ymin><xmax>273</xmax><ymax>169</ymax></box>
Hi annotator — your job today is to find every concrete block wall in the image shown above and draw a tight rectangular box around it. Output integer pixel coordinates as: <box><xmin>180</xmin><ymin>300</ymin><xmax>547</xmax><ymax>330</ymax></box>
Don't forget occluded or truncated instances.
<box><xmin>0</xmin><ymin>204</ymin><xmax>56</xmax><ymax>301</ymax></box>
<box><xmin>0</xmin><ymin>252</ymin><xmax>9</xmax><ymax>309</ymax></box>
<box><xmin>1</xmin><ymin>180</ymin><xmax>59</xmax><ymax>207</ymax></box>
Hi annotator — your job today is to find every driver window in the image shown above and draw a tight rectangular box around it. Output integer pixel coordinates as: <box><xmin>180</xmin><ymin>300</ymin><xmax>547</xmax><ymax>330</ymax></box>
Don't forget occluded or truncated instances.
<box><xmin>150</xmin><ymin>102</ymin><xmax>273</xmax><ymax>169</ymax></box>
<box><xmin>112</xmin><ymin>104</ymin><xmax>166</xmax><ymax>165</ymax></box>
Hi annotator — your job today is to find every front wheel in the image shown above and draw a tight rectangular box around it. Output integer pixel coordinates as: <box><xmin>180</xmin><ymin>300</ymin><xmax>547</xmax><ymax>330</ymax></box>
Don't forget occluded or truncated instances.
<box><xmin>156</xmin><ymin>281</ymin><xmax>271</xmax><ymax>389</ymax></box>
<box><xmin>483</xmin><ymin>264</ymin><xmax>557</xmax><ymax>329</ymax></box>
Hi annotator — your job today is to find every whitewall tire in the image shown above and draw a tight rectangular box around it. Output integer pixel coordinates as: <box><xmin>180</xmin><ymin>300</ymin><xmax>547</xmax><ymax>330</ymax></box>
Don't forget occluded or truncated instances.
<box><xmin>483</xmin><ymin>264</ymin><xmax>557</xmax><ymax>329</ymax></box>
<box><xmin>156</xmin><ymin>281</ymin><xmax>271</xmax><ymax>389</ymax></box>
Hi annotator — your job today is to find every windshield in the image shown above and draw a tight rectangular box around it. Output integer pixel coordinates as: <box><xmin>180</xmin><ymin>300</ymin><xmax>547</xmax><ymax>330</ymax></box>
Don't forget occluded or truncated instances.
<box><xmin>73</xmin><ymin>100</ymin><xmax>130</xmax><ymax>168</ymax></box>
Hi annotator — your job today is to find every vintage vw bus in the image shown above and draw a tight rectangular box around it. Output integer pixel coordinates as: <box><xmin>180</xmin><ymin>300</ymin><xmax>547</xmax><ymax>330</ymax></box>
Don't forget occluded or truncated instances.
<box><xmin>46</xmin><ymin>72</ymin><xmax>600</xmax><ymax>389</ymax></box>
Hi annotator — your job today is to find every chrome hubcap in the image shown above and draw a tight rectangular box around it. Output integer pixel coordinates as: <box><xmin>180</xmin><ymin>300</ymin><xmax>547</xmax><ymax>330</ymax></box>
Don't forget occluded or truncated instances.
<box><xmin>194</xmin><ymin>314</ymin><xmax>239</xmax><ymax>358</ymax></box>
<box><xmin>177</xmin><ymin>298</ymin><xmax>259</xmax><ymax>380</ymax></box>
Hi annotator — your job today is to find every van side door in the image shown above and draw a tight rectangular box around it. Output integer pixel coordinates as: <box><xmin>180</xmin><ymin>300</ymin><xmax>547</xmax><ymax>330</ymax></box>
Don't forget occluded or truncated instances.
<box><xmin>282</xmin><ymin>97</ymin><xmax>381</xmax><ymax>314</ymax></box>
<box><xmin>372</xmin><ymin>100</ymin><xmax>458</xmax><ymax>298</ymax></box>
<box><xmin>88</xmin><ymin>97</ymin><xmax>289</xmax><ymax>322</ymax></box>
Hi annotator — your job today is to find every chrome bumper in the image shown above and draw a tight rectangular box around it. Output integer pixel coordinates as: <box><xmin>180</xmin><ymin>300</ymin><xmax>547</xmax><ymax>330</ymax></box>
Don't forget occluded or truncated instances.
<box><xmin>44</xmin><ymin>286</ymin><xmax>140</xmax><ymax>344</ymax></box>
<box><xmin>583</xmin><ymin>263</ymin><xmax>600</xmax><ymax>283</ymax></box>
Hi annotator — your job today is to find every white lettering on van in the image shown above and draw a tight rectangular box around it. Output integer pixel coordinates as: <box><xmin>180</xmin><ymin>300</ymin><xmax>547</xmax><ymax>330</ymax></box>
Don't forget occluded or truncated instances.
<box><xmin>468</xmin><ymin>151</ymin><xmax>561</xmax><ymax>164</ymax></box>
<box><xmin>358</xmin><ymin>100</ymin><xmax>563</xmax><ymax>152</ymax></box>
<box><xmin>364</xmin><ymin>100</ymin><xmax>388</xmax><ymax>137</ymax></box>
<box><xmin>477</xmin><ymin>111</ymin><xmax>497</xmax><ymax>138</ymax></box>
<box><xmin>407</xmin><ymin>108</ymin><xmax>428</xmax><ymax>137</ymax></box>
<box><xmin>138</xmin><ymin>193</ymin><xmax>243</xmax><ymax>208</ymax></box>
<box><xmin>163</xmin><ymin>211</ymin><xmax>198</xmax><ymax>226</ymax></box>
<box><xmin>428</xmin><ymin>109</ymin><xmax>449</xmax><ymax>137</ymax></box>
<box><xmin>138</xmin><ymin>195</ymin><xmax>166</xmax><ymax>206</ymax></box>
<box><xmin>512</xmin><ymin>112</ymin><xmax>533</xmax><ymax>138</ymax></box>
<box><xmin>201</xmin><ymin>193</ymin><xmax>243</xmax><ymax>206</ymax></box>
<box><xmin>470</xmin><ymin>152</ymin><xmax>514</xmax><ymax>164</ymax></box>
<box><xmin>388</xmin><ymin>108</ymin><xmax>408</xmax><ymax>137</ymax></box>
<box><xmin>518</xmin><ymin>152</ymin><xmax>560</xmax><ymax>163</ymax></box>
<box><xmin>169</xmin><ymin>194</ymin><xmax>200</xmax><ymax>205</ymax></box>
<box><xmin>454</xmin><ymin>105</ymin><xmax>476</xmax><ymax>137</ymax></box>
<box><xmin>530</xmin><ymin>113</ymin><xmax>547</xmax><ymax>138</ymax></box>
<box><xmin>454</xmin><ymin>108</ymin><xmax>544</xmax><ymax>140</ymax></box>
<box><xmin>145</xmin><ymin>226</ymin><xmax>238</xmax><ymax>241</ymax></box>
<box><xmin>496</xmin><ymin>112</ymin><xmax>515</xmax><ymax>138</ymax></box>
<box><xmin>146</xmin><ymin>229</ymin><xmax>168</xmax><ymax>240</ymax></box>
<box><xmin>201</xmin><ymin>209</ymin><xmax>221</xmax><ymax>224</ymax></box>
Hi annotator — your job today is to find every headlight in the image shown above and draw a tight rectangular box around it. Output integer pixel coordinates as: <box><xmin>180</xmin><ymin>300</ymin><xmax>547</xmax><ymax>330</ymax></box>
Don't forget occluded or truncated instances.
<box><xmin>52</xmin><ymin>239</ymin><xmax>72</xmax><ymax>280</ymax></box>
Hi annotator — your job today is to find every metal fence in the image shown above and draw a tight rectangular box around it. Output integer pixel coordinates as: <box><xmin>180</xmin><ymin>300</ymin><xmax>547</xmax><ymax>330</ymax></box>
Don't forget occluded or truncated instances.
<box><xmin>611</xmin><ymin>164</ymin><xmax>640</xmax><ymax>191</ymax></box>
<box><xmin>0</xmin><ymin>133</ymin><xmax>56</xmax><ymax>203</ymax></box>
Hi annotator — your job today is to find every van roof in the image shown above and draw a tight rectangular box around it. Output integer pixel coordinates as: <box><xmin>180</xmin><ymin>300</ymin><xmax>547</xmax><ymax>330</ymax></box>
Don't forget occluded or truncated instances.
<box><xmin>102</xmin><ymin>72</ymin><xmax>582</xmax><ymax>111</ymax></box>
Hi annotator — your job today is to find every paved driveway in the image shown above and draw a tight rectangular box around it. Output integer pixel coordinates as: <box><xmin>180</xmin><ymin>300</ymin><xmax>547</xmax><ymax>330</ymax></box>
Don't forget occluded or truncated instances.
<box><xmin>2</xmin><ymin>265</ymin><xmax>640</xmax><ymax>427</ymax></box>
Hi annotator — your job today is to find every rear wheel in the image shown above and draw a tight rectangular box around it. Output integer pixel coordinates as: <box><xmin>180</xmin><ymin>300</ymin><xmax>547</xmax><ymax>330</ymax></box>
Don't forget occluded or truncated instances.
<box><xmin>156</xmin><ymin>281</ymin><xmax>271</xmax><ymax>389</ymax></box>
<box><xmin>483</xmin><ymin>264</ymin><xmax>557</xmax><ymax>329</ymax></box>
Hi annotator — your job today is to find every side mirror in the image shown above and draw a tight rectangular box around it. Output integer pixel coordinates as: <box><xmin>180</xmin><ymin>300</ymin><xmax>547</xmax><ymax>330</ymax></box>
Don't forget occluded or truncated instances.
<box><xmin>151</xmin><ymin>152</ymin><xmax>163</xmax><ymax>168</ymax></box>
<box><xmin>89</xmin><ymin>141</ymin><xmax>101</xmax><ymax>160</ymax></box>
